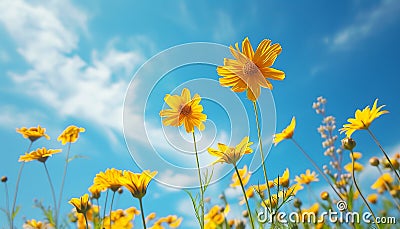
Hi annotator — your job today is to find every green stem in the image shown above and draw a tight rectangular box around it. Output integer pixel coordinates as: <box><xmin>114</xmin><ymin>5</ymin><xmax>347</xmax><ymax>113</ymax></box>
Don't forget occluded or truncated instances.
<box><xmin>109</xmin><ymin>191</ymin><xmax>116</xmax><ymax>229</ymax></box>
<box><xmin>102</xmin><ymin>190</ymin><xmax>109</xmax><ymax>229</ymax></box>
<box><xmin>3</xmin><ymin>181</ymin><xmax>11</xmax><ymax>227</ymax></box>
<box><xmin>139</xmin><ymin>197</ymin><xmax>147</xmax><ymax>229</ymax></box>
<box><xmin>351</xmin><ymin>151</ymin><xmax>380</xmax><ymax>229</ymax></box>
<box><xmin>366</xmin><ymin>128</ymin><xmax>400</xmax><ymax>181</ymax></box>
<box><xmin>291</xmin><ymin>139</ymin><xmax>344</xmax><ymax>201</ymax></box>
<box><xmin>11</xmin><ymin>141</ymin><xmax>32</xmax><ymax>229</ymax></box>
<box><xmin>57</xmin><ymin>142</ymin><xmax>71</xmax><ymax>224</ymax></box>
<box><xmin>43</xmin><ymin>162</ymin><xmax>57</xmax><ymax>226</ymax></box>
<box><xmin>234</xmin><ymin>164</ymin><xmax>255</xmax><ymax>229</ymax></box>
<box><xmin>252</xmin><ymin>101</ymin><xmax>273</xmax><ymax>213</ymax></box>
<box><xmin>84</xmin><ymin>213</ymin><xmax>89</xmax><ymax>229</ymax></box>
<box><xmin>192</xmin><ymin>132</ymin><xmax>204</xmax><ymax>229</ymax></box>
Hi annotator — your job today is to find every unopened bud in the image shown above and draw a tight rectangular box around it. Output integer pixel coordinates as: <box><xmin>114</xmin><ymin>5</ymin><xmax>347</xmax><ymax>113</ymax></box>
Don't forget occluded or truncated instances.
<box><xmin>369</xmin><ymin>157</ymin><xmax>380</xmax><ymax>167</ymax></box>
<box><xmin>1</xmin><ymin>176</ymin><xmax>7</xmax><ymax>183</ymax></box>
<box><xmin>321</xmin><ymin>191</ymin><xmax>329</xmax><ymax>200</ymax></box>
<box><xmin>293</xmin><ymin>198</ymin><xmax>302</xmax><ymax>208</ymax></box>
<box><xmin>342</xmin><ymin>137</ymin><xmax>356</xmax><ymax>151</ymax></box>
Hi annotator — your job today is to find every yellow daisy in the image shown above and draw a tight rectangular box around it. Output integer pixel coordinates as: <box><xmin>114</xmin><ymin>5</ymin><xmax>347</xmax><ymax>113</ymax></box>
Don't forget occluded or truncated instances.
<box><xmin>58</xmin><ymin>125</ymin><xmax>85</xmax><ymax>145</ymax></box>
<box><xmin>16</xmin><ymin>125</ymin><xmax>50</xmax><ymax>142</ymax></box>
<box><xmin>18</xmin><ymin>147</ymin><xmax>61</xmax><ymax>163</ymax></box>
<box><xmin>205</xmin><ymin>205</ymin><xmax>229</xmax><ymax>228</ymax></box>
<box><xmin>93</xmin><ymin>168</ymin><xmax>123</xmax><ymax>192</ymax></box>
<box><xmin>273</xmin><ymin>117</ymin><xmax>296</xmax><ymax>146</ymax></box>
<box><xmin>217</xmin><ymin>37</ymin><xmax>285</xmax><ymax>101</ymax></box>
<box><xmin>231</xmin><ymin>165</ymin><xmax>251</xmax><ymax>187</ymax></box>
<box><xmin>159</xmin><ymin>88</ymin><xmax>207</xmax><ymax>133</ymax></box>
<box><xmin>295</xmin><ymin>169</ymin><xmax>319</xmax><ymax>185</ymax></box>
<box><xmin>371</xmin><ymin>173</ymin><xmax>393</xmax><ymax>193</ymax></box>
<box><xmin>340</xmin><ymin>99</ymin><xmax>388</xmax><ymax>137</ymax></box>
<box><xmin>207</xmin><ymin>136</ymin><xmax>253</xmax><ymax>165</ymax></box>
<box><xmin>119</xmin><ymin>170</ymin><xmax>157</xmax><ymax>199</ymax></box>
<box><xmin>344</xmin><ymin>162</ymin><xmax>364</xmax><ymax>172</ymax></box>
<box><xmin>367</xmin><ymin>194</ymin><xmax>378</xmax><ymax>204</ymax></box>
<box><xmin>274</xmin><ymin>168</ymin><xmax>290</xmax><ymax>187</ymax></box>
<box><xmin>23</xmin><ymin>219</ymin><xmax>46</xmax><ymax>229</ymax></box>
<box><xmin>240</xmin><ymin>182</ymin><xmax>274</xmax><ymax>205</ymax></box>
<box><xmin>69</xmin><ymin>193</ymin><xmax>91</xmax><ymax>214</ymax></box>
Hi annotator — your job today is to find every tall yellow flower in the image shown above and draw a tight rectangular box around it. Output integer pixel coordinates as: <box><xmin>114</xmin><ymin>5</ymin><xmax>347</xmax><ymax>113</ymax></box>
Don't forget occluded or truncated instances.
<box><xmin>371</xmin><ymin>173</ymin><xmax>393</xmax><ymax>193</ymax></box>
<box><xmin>58</xmin><ymin>125</ymin><xmax>85</xmax><ymax>145</ymax></box>
<box><xmin>273</xmin><ymin>117</ymin><xmax>296</xmax><ymax>146</ymax></box>
<box><xmin>88</xmin><ymin>184</ymin><xmax>102</xmax><ymax>199</ymax></box>
<box><xmin>23</xmin><ymin>219</ymin><xmax>47</xmax><ymax>229</ymax></box>
<box><xmin>344</xmin><ymin>162</ymin><xmax>364</xmax><ymax>172</ymax></box>
<box><xmin>231</xmin><ymin>165</ymin><xmax>251</xmax><ymax>187</ymax></box>
<box><xmin>295</xmin><ymin>170</ymin><xmax>319</xmax><ymax>185</ymax></box>
<box><xmin>207</xmin><ymin>137</ymin><xmax>253</xmax><ymax>165</ymax></box>
<box><xmin>16</xmin><ymin>125</ymin><xmax>50</xmax><ymax>142</ymax></box>
<box><xmin>19</xmin><ymin>147</ymin><xmax>61</xmax><ymax>163</ymax></box>
<box><xmin>217</xmin><ymin>37</ymin><xmax>285</xmax><ymax>101</ymax></box>
<box><xmin>340</xmin><ymin>99</ymin><xmax>388</xmax><ymax>137</ymax></box>
<box><xmin>93</xmin><ymin>168</ymin><xmax>123</xmax><ymax>192</ymax></box>
<box><xmin>119</xmin><ymin>170</ymin><xmax>157</xmax><ymax>199</ymax></box>
<box><xmin>240</xmin><ymin>182</ymin><xmax>274</xmax><ymax>205</ymax></box>
<box><xmin>205</xmin><ymin>205</ymin><xmax>229</xmax><ymax>228</ymax></box>
<box><xmin>274</xmin><ymin>168</ymin><xmax>290</xmax><ymax>187</ymax></box>
<box><xmin>159</xmin><ymin>88</ymin><xmax>207</xmax><ymax>133</ymax></box>
<box><xmin>69</xmin><ymin>193</ymin><xmax>91</xmax><ymax>214</ymax></box>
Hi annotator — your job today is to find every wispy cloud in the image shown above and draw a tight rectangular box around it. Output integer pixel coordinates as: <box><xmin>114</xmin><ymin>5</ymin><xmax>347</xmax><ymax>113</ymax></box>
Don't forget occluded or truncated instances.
<box><xmin>325</xmin><ymin>0</ymin><xmax>400</xmax><ymax>50</ymax></box>
<box><xmin>213</xmin><ymin>11</ymin><xmax>237</xmax><ymax>43</ymax></box>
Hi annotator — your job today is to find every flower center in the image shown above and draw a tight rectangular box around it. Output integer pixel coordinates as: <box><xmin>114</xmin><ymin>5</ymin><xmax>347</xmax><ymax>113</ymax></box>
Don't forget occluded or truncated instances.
<box><xmin>180</xmin><ymin>104</ymin><xmax>192</xmax><ymax>116</ymax></box>
<box><xmin>242</xmin><ymin>61</ymin><xmax>259</xmax><ymax>77</ymax></box>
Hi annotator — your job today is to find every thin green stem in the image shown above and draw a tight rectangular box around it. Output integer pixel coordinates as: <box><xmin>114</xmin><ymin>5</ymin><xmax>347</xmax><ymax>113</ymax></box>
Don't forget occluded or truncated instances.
<box><xmin>139</xmin><ymin>197</ymin><xmax>147</xmax><ymax>229</ymax></box>
<box><xmin>3</xmin><ymin>182</ymin><xmax>11</xmax><ymax>227</ymax></box>
<box><xmin>109</xmin><ymin>191</ymin><xmax>116</xmax><ymax>229</ymax></box>
<box><xmin>84</xmin><ymin>213</ymin><xmax>89</xmax><ymax>229</ymax></box>
<box><xmin>102</xmin><ymin>190</ymin><xmax>109</xmax><ymax>229</ymax></box>
<box><xmin>291</xmin><ymin>139</ymin><xmax>344</xmax><ymax>201</ymax></box>
<box><xmin>234</xmin><ymin>164</ymin><xmax>255</xmax><ymax>229</ymax></box>
<box><xmin>192</xmin><ymin>132</ymin><xmax>204</xmax><ymax>229</ymax></box>
<box><xmin>57</xmin><ymin>142</ymin><xmax>71</xmax><ymax>224</ymax></box>
<box><xmin>43</xmin><ymin>162</ymin><xmax>57</xmax><ymax>226</ymax></box>
<box><xmin>351</xmin><ymin>151</ymin><xmax>380</xmax><ymax>229</ymax></box>
<box><xmin>366</xmin><ymin>128</ymin><xmax>400</xmax><ymax>181</ymax></box>
<box><xmin>11</xmin><ymin>141</ymin><xmax>32</xmax><ymax>229</ymax></box>
<box><xmin>252</xmin><ymin>101</ymin><xmax>273</xmax><ymax>213</ymax></box>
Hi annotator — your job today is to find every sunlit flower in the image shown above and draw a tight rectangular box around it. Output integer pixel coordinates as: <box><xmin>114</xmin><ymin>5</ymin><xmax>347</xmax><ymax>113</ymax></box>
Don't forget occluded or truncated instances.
<box><xmin>93</xmin><ymin>168</ymin><xmax>123</xmax><ymax>192</ymax></box>
<box><xmin>371</xmin><ymin>173</ymin><xmax>393</xmax><ymax>193</ymax></box>
<box><xmin>261</xmin><ymin>194</ymin><xmax>278</xmax><ymax>208</ymax></box>
<box><xmin>146</xmin><ymin>212</ymin><xmax>157</xmax><ymax>221</ymax></box>
<box><xmin>231</xmin><ymin>165</ymin><xmax>251</xmax><ymax>187</ymax></box>
<box><xmin>217</xmin><ymin>37</ymin><xmax>285</xmax><ymax>101</ymax></box>
<box><xmin>16</xmin><ymin>125</ymin><xmax>50</xmax><ymax>142</ymax></box>
<box><xmin>340</xmin><ymin>99</ymin><xmax>388</xmax><ymax>137</ymax></box>
<box><xmin>367</xmin><ymin>194</ymin><xmax>378</xmax><ymax>204</ymax></box>
<box><xmin>23</xmin><ymin>219</ymin><xmax>49</xmax><ymax>229</ymax></box>
<box><xmin>350</xmin><ymin>152</ymin><xmax>362</xmax><ymax>160</ymax></box>
<box><xmin>240</xmin><ymin>182</ymin><xmax>274</xmax><ymax>205</ymax></box>
<box><xmin>295</xmin><ymin>169</ymin><xmax>319</xmax><ymax>185</ymax></box>
<box><xmin>205</xmin><ymin>205</ymin><xmax>230</xmax><ymax>228</ymax></box>
<box><xmin>103</xmin><ymin>207</ymin><xmax>140</xmax><ymax>229</ymax></box>
<box><xmin>69</xmin><ymin>193</ymin><xmax>91</xmax><ymax>214</ymax></box>
<box><xmin>18</xmin><ymin>147</ymin><xmax>61</xmax><ymax>163</ymax></box>
<box><xmin>58</xmin><ymin>125</ymin><xmax>85</xmax><ymax>145</ymax></box>
<box><xmin>299</xmin><ymin>203</ymin><xmax>319</xmax><ymax>222</ymax></box>
<box><xmin>155</xmin><ymin>215</ymin><xmax>183</xmax><ymax>228</ymax></box>
<box><xmin>279</xmin><ymin>183</ymin><xmax>303</xmax><ymax>199</ymax></box>
<box><xmin>273</xmin><ymin>117</ymin><xmax>295</xmax><ymax>146</ymax></box>
<box><xmin>208</xmin><ymin>136</ymin><xmax>253</xmax><ymax>165</ymax></box>
<box><xmin>88</xmin><ymin>184</ymin><xmax>102</xmax><ymax>199</ymax></box>
<box><xmin>344</xmin><ymin>162</ymin><xmax>364</xmax><ymax>172</ymax></box>
<box><xmin>159</xmin><ymin>88</ymin><xmax>207</xmax><ymax>133</ymax></box>
<box><xmin>274</xmin><ymin>168</ymin><xmax>290</xmax><ymax>187</ymax></box>
<box><xmin>119</xmin><ymin>170</ymin><xmax>157</xmax><ymax>199</ymax></box>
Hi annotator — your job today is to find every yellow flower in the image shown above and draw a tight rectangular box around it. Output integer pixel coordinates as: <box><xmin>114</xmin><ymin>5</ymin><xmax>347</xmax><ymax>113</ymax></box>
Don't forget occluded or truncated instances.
<box><xmin>58</xmin><ymin>125</ymin><xmax>85</xmax><ymax>145</ymax></box>
<box><xmin>119</xmin><ymin>170</ymin><xmax>157</xmax><ymax>199</ymax></box>
<box><xmin>367</xmin><ymin>194</ymin><xmax>378</xmax><ymax>204</ymax></box>
<box><xmin>16</xmin><ymin>125</ymin><xmax>50</xmax><ymax>142</ymax></box>
<box><xmin>279</xmin><ymin>183</ymin><xmax>303</xmax><ymax>199</ymax></box>
<box><xmin>19</xmin><ymin>147</ymin><xmax>61</xmax><ymax>163</ymax></box>
<box><xmin>344</xmin><ymin>162</ymin><xmax>364</xmax><ymax>172</ymax></box>
<box><xmin>371</xmin><ymin>173</ymin><xmax>393</xmax><ymax>193</ymax></box>
<box><xmin>205</xmin><ymin>205</ymin><xmax>229</xmax><ymax>227</ymax></box>
<box><xmin>217</xmin><ymin>37</ymin><xmax>285</xmax><ymax>101</ymax></box>
<box><xmin>295</xmin><ymin>169</ymin><xmax>319</xmax><ymax>185</ymax></box>
<box><xmin>299</xmin><ymin>203</ymin><xmax>319</xmax><ymax>222</ymax></box>
<box><xmin>340</xmin><ymin>99</ymin><xmax>388</xmax><ymax>137</ymax></box>
<box><xmin>159</xmin><ymin>88</ymin><xmax>207</xmax><ymax>133</ymax></box>
<box><xmin>273</xmin><ymin>117</ymin><xmax>296</xmax><ymax>146</ymax></box>
<box><xmin>88</xmin><ymin>184</ymin><xmax>102</xmax><ymax>199</ymax></box>
<box><xmin>146</xmin><ymin>212</ymin><xmax>157</xmax><ymax>221</ymax></box>
<box><xmin>156</xmin><ymin>215</ymin><xmax>183</xmax><ymax>228</ymax></box>
<box><xmin>93</xmin><ymin>168</ymin><xmax>123</xmax><ymax>192</ymax></box>
<box><xmin>208</xmin><ymin>136</ymin><xmax>253</xmax><ymax>165</ymax></box>
<box><xmin>240</xmin><ymin>182</ymin><xmax>274</xmax><ymax>205</ymax></box>
<box><xmin>350</xmin><ymin>152</ymin><xmax>362</xmax><ymax>160</ymax></box>
<box><xmin>261</xmin><ymin>194</ymin><xmax>278</xmax><ymax>208</ymax></box>
<box><xmin>274</xmin><ymin>168</ymin><xmax>290</xmax><ymax>187</ymax></box>
<box><xmin>103</xmin><ymin>207</ymin><xmax>140</xmax><ymax>229</ymax></box>
<box><xmin>69</xmin><ymin>193</ymin><xmax>91</xmax><ymax>214</ymax></box>
<box><xmin>23</xmin><ymin>219</ymin><xmax>47</xmax><ymax>229</ymax></box>
<box><xmin>231</xmin><ymin>165</ymin><xmax>251</xmax><ymax>187</ymax></box>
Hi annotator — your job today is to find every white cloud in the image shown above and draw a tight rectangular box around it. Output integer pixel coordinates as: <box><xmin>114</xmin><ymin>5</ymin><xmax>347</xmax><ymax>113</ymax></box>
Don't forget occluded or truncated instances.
<box><xmin>326</xmin><ymin>0</ymin><xmax>400</xmax><ymax>50</ymax></box>
<box><xmin>0</xmin><ymin>105</ymin><xmax>35</xmax><ymax>128</ymax></box>
<box><xmin>0</xmin><ymin>0</ymin><xmax>147</xmax><ymax>139</ymax></box>
<box><xmin>213</xmin><ymin>11</ymin><xmax>237</xmax><ymax>42</ymax></box>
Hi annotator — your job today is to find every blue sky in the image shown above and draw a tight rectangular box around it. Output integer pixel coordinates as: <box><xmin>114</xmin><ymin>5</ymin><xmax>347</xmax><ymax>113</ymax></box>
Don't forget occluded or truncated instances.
<box><xmin>0</xmin><ymin>0</ymin><xmax>400</xmax><ymax>228</ymax></box>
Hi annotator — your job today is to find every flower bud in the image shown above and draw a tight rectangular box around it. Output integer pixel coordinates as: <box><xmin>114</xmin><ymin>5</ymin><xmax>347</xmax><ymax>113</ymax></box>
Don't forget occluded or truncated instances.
<box><xmin>320</xmin><ymin>191</ymin><xmax>329</xmax><ymax>200</ymax></box>
<box><xmin>293</xmin><ymin>198</ymin><xmax>302</xmax><ymax>208</ymax></box>
<box><xmin>1</xmin><ymin>176</ymin><xmax>7</xmax><ymax>183</ymax></box>
<box><xmin>117</xmin><ymin>187</ymin><xmax>123</xmax><ymax>194</ymax></box>
<box><xmin>242</xmin><ymin>210</ymin><xmax>249</xmax><ymax>218</ymax></box>
<box><xmin>341</xmin><ymin>137</ymin><xmax>356</xmax><ymax>151</ymax></box>
<box><xmin>369</xmin><ymin>157</ymin><xmax>380</xmax><ymax>167</ymax></box>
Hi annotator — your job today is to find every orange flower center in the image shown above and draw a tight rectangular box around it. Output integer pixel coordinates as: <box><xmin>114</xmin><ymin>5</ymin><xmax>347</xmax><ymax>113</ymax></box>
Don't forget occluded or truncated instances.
<box><xmin>242</xmin><ymin>61</ymin><xmax>259</xmax><ymax>77</ymax></box>
<box><xmin>180</xmin><ymin>104</ymin><xmax>192</xmax><ymax>116</ymax></box>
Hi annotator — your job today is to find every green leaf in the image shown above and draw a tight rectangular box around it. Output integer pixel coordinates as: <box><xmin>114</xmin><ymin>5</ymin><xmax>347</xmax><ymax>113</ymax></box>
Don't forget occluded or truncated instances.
<box><xmin>67</xmin><ymin>154</ymin><xmax>88</xmax><ymax>163</ymax></box>
<box><xmin>11</xmin><ymin>206</ymin><xmax>21</xmax><ymax>220</ymax></box>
